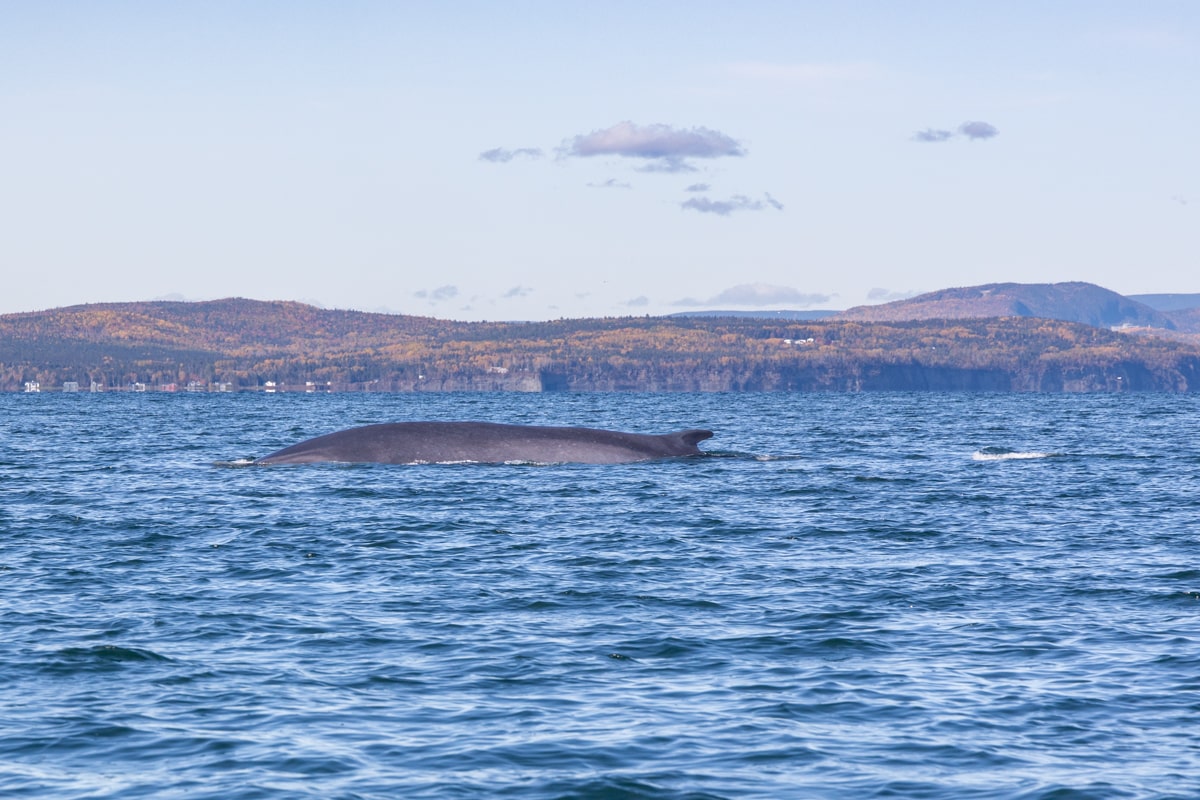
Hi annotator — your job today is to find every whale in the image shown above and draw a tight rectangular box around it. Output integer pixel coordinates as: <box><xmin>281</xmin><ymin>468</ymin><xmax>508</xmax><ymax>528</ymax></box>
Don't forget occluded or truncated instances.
<box><xmin>253</xmin><ymin>421</ymin><xmax>714</xmax><ymax>465</ymax></box>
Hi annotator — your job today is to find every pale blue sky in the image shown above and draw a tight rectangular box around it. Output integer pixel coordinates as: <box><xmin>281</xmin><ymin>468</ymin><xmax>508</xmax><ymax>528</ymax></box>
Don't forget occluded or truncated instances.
<box><xmin>2</xmin><ymin>1</ymin><xmax>1196</xmax><ymax>319</ymax></box>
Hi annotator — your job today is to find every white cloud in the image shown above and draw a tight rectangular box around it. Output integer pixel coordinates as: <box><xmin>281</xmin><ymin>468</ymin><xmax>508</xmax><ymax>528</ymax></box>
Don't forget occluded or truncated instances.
<box><xmin>565</xmin><ymin>121</ymin><xmax>744</xmax><ymax>172</ymax></box>
<box><xmin>958</xmin><ymin>121</ymin><xmax>999</xmax><ymax>140</ymax></box>
<box><xmin>587</xmin><ymin>178</ymin><xmax>632</xmax><ymax>189</ymax></box>
<box><xmin>913</xmin><ymin>128</ymin><xmax>954</xmax><ymax>143</ymax></box>
<box><xmin>681</xmin><ymin>193</ymin><xmax>782</xmax><ymax>216</ymax></box>
<box><xmin>479</xmin><ymin>147</ymin><xmax>544</xmax><ymax>163</ymax></box>
<box><xmin>912</xmin><ymin>121</ymin><xmax>999</xmax><ymax>143</ymax></box>
<box><xmin>414</xmin><ymin>285</ymin><xmax>459</xmax><ymax>302</ymax></box>
<box><xmin>867</xmin><ymin>287</ymin><xmax>918</xmax><ymax>302</ymax></box>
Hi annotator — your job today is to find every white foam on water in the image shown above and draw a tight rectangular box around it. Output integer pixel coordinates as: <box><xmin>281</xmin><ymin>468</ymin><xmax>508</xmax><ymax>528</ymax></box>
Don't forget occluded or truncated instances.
<box><xmin>972</xmin><ymin>449</ymin><xmax>1054</xmax><ymax>462</ymax></box>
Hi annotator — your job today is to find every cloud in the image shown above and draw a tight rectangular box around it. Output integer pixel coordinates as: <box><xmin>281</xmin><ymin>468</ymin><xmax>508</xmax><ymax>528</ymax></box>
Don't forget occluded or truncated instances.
<box><xmin>634</xmin><ymin>157</ymin><xmax>698</xmax><ymax>174</ymax></box>
<box><xmin>414</xmin><ymin>285</ymin><xmax>459</xmax><ymax>302</ymax></box>
<box><xmin>684</xmin><ymin>183</ymin><xmax>711</xmax><ymax>193</ymax></box>
<box><xmin>681</xmin><ymin>193</ymin><xmax>782</xmax><ymax>216</ymax></box>
<box><xmin>867</xmin><ymin>287</ymin><xmax>918</xmax><ymax>302</ymax></box>
<box><xmin>674</xmin><ymin>283</ymin><xmax>832</xmax><ymax>308</ymax></box>
<box><xmin>912</xmin><ymin>121</ymin><xmax>999</xmax><ymax>143</ymax></box>
<box><xmin>958</xmin><ymin>121</ymin><xmax>999</xmax><ymax>140</ymax></box>
<box><xmin>565</xmin><ymin>121</ymin><xmax>744</xmax><ymax>172</ymax></box>
<box><xmin>587</xmin><ymin>178</ymin><xmax>632</xmax><ymax>189</ymax></box>
<box><xmin>503</xmin><ymin>285</ymin><xmax>533</xmax><ymax>299</ymax></box>
<box><xmin>624</xmin><ymin>296</ymin><xmax>650</xmax><ymax>307</ymax></box>
<box><xmin>479</xmin><ymin>147</ymin><xmax>544</xmax><ymax>163</ymax></box>
<box><xmin>913</xmin><ymin>128</ymin><xmax>954</xmax><ymax>143</ymax></box>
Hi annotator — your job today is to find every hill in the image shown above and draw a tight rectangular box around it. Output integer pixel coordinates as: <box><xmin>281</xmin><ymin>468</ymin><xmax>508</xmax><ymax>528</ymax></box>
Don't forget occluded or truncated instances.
<box><xmin>4</xmin><ymin>297</ymin><xmax>1200</xmax><ymax>392</ymax></box>
<box><xmin>670</xmin><ymin>290</ymin><xmax>1200</xmax><ymax>324</ymax></box>
<box><xmin>836</xmin><ymin>282</ymin><xmax>1184</xmax><ymax>331</ymax></box>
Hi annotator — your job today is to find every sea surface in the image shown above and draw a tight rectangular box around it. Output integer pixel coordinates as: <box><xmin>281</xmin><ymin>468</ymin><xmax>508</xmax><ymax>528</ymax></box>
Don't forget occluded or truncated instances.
<box><xmin>2</xmin><ymin>391</ymin><xmax>1198</xmax><ymax>799</ymax></box>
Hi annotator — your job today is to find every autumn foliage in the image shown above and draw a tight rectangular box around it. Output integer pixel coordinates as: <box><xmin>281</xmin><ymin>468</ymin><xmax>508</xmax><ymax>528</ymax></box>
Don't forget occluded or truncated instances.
<box><xmin>2</xmin><ymin>299</ymin><xmax>1200</xmax><ymax>392</ymax></box>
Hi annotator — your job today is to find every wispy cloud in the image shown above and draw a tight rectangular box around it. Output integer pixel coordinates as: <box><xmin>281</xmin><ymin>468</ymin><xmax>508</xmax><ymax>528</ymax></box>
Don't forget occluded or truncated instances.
<box><xmin>565</xmin><ymin>121</ymin><xmax>744</xmax><ymax>172</ymax></box>
<box><xmin>681</xmin><ymin>193</ymin><xmax>783</xmax><ymax>216</ymax></box>
<box><xmin>587</xmin><ymin>178</ymin><xmax>632</xmax><ymax>189</ymax></box>
<box><xmin>912</xmin><ymin>121</ymin><xmax>999</xmax><ymax>143</ymax></box>
<box><xmin>414</xmin><ymin>285</ymin><xmax>459</xmax><ymax>302</ymax></box>
<box><xmin>674</xmin><ymin>283</ymin><xmax>831</xmax><ymax>308</ymax></box>
<box><xmin>624</xmin><ymin>295</ymin><xmax>650</xmax><ymax>307</ymax></box>
<box><xmin>913</xmin><ymin>128</ymin><xmax>954</xmax><ymax>143</ymax></box>
<box><xmin>867</xmin><ymin>287</ymin><xmax>918</xmax><ymax>302</ymax></box>
<box><xmin>503</xmin><ymin>286</ymin><xmax>533</xmax><ymax>299</ymax></box>
<box><xmin>479</xmin><ymin>147</ymin><xmax>544</xmax><ymax>163</ymax></box>
<box><xmin>480</xmin><ymin>122</ymin><xmax>778</xmax><ymax>214</ymax></box>
<box><xmin>634</xmin><ymin>157</ymin><xmax>698</xmax><ymax>173</ymax></box>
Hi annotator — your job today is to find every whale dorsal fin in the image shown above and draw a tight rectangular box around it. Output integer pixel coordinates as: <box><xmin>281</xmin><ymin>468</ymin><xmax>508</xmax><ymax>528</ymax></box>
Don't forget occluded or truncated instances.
<box><xmin>674</xmin><ymin>429</ymin><xmax>714</xmax><ymax>447</ymax></box>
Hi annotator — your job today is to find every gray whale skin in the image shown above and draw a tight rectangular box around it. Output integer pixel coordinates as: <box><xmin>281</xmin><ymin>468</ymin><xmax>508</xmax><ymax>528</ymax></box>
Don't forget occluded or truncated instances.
<box><xmin>254</xmin><ymin>421</ymin><xmax>714</xmax><ymax>465</ymax></box>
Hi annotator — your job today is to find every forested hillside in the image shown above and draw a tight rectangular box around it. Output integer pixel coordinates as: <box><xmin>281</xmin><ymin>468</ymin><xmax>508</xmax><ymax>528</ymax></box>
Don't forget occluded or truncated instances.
<box><xmin>836</xmin><ymin>282</ymin><xmax>1190</xmax><ymax>331</ymax></box>
<box><xmin>4</xmin><ymin>298</ymin><xmax>1200</xmax><ymax>392</ymax></box>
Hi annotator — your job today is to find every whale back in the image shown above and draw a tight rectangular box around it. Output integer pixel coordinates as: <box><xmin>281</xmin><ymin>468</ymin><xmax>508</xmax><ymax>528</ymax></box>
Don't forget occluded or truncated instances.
<box><xmin>254</xmin><ymin>422</ymin><xmax>714</xmax><ymax>465</ymax></box>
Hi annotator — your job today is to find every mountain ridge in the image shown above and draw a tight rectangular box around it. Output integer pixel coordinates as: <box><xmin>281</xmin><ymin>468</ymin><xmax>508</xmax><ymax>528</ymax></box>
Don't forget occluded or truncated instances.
<box><xmin>835</xmin><ymin>281</ymin><xmax>1188</xmax><ymax>330</ymax></box>
<box><xmin>5</xmin><ymin>284</ymin><xmax>1200</xmax><ymax>392</ymax></box>
<box><xmin>670</xmin><ymin>285</ymin><xmax>1200</xmax><ymax>326</ymax></box>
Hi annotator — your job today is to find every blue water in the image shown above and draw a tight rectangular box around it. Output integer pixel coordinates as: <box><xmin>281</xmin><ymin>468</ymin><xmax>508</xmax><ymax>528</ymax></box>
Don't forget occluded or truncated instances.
<box><xmin>2</xmin><ymin>392</ymin><xmax>1198</xmax><ymax>799</ymax></box>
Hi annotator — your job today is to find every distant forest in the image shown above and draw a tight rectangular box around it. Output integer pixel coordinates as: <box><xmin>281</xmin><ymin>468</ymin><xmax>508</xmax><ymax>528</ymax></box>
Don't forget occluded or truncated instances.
<box><xmin>3</xmin><ymin>298</ymin><xmax>1200</xmax><ymax>392</ymax></box>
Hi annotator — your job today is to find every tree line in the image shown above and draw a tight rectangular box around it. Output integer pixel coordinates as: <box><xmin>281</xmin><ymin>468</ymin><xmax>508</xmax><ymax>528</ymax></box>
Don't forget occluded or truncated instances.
<box><xmin>3</xmin><ymin>299</ymin><xmax>1199</xmax><ymax>392</ymax></box>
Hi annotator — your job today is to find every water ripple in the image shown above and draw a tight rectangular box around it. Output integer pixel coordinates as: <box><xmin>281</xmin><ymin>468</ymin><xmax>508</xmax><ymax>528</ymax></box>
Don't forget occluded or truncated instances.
<box><xmin>2</xmin><ymin>393</ymin><xmax>1200</xmax><ymax>798</ymax></box>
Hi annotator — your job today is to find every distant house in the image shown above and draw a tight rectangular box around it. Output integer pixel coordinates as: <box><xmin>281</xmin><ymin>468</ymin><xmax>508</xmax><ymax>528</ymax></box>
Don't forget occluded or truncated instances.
<box><xmin>264</xmin><ymin>381</ymin><xmax>278</xmax><ymax>393</ymax></box>
<box><xmin>62</xmin><ymin>381</ymin><xmax>80</xmax><ymax>392</ymax></box>
<box><xmin>23</xmin><ymin>381</ymin><xmax>40</xmax><ymax>393</ymax></box>
<box><xmin>90</xmin><ymin>381</ymin><xmax>103</xmax><ymax>392</ymax></box>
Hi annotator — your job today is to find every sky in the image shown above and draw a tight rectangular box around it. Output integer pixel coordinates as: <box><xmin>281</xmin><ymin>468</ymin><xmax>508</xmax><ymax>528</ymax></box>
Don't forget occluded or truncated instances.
<box><xmin>1</xmin><ymin>1</ymin><xmax>1197</xmax><ymax>320</ymax></box>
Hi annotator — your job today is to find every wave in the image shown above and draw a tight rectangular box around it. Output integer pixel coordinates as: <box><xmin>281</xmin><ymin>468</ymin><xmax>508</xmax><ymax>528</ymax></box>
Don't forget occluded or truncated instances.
<box><xmin>212</xmin><ymin>458</ymin><xmax>257</xmax><ymax>467</ymax></box>
<box><xmin>972</xmin><ymin>446</ymin><xmax>1056</xmax><ymax>462</ymax></box>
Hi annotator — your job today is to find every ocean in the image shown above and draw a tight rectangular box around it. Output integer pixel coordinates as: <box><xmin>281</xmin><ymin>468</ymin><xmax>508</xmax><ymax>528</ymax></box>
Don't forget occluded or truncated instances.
<box><xmin>2</xmin><ymin>391</ymin><xmax>1198</xmax><ymax>799</ymax></box>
